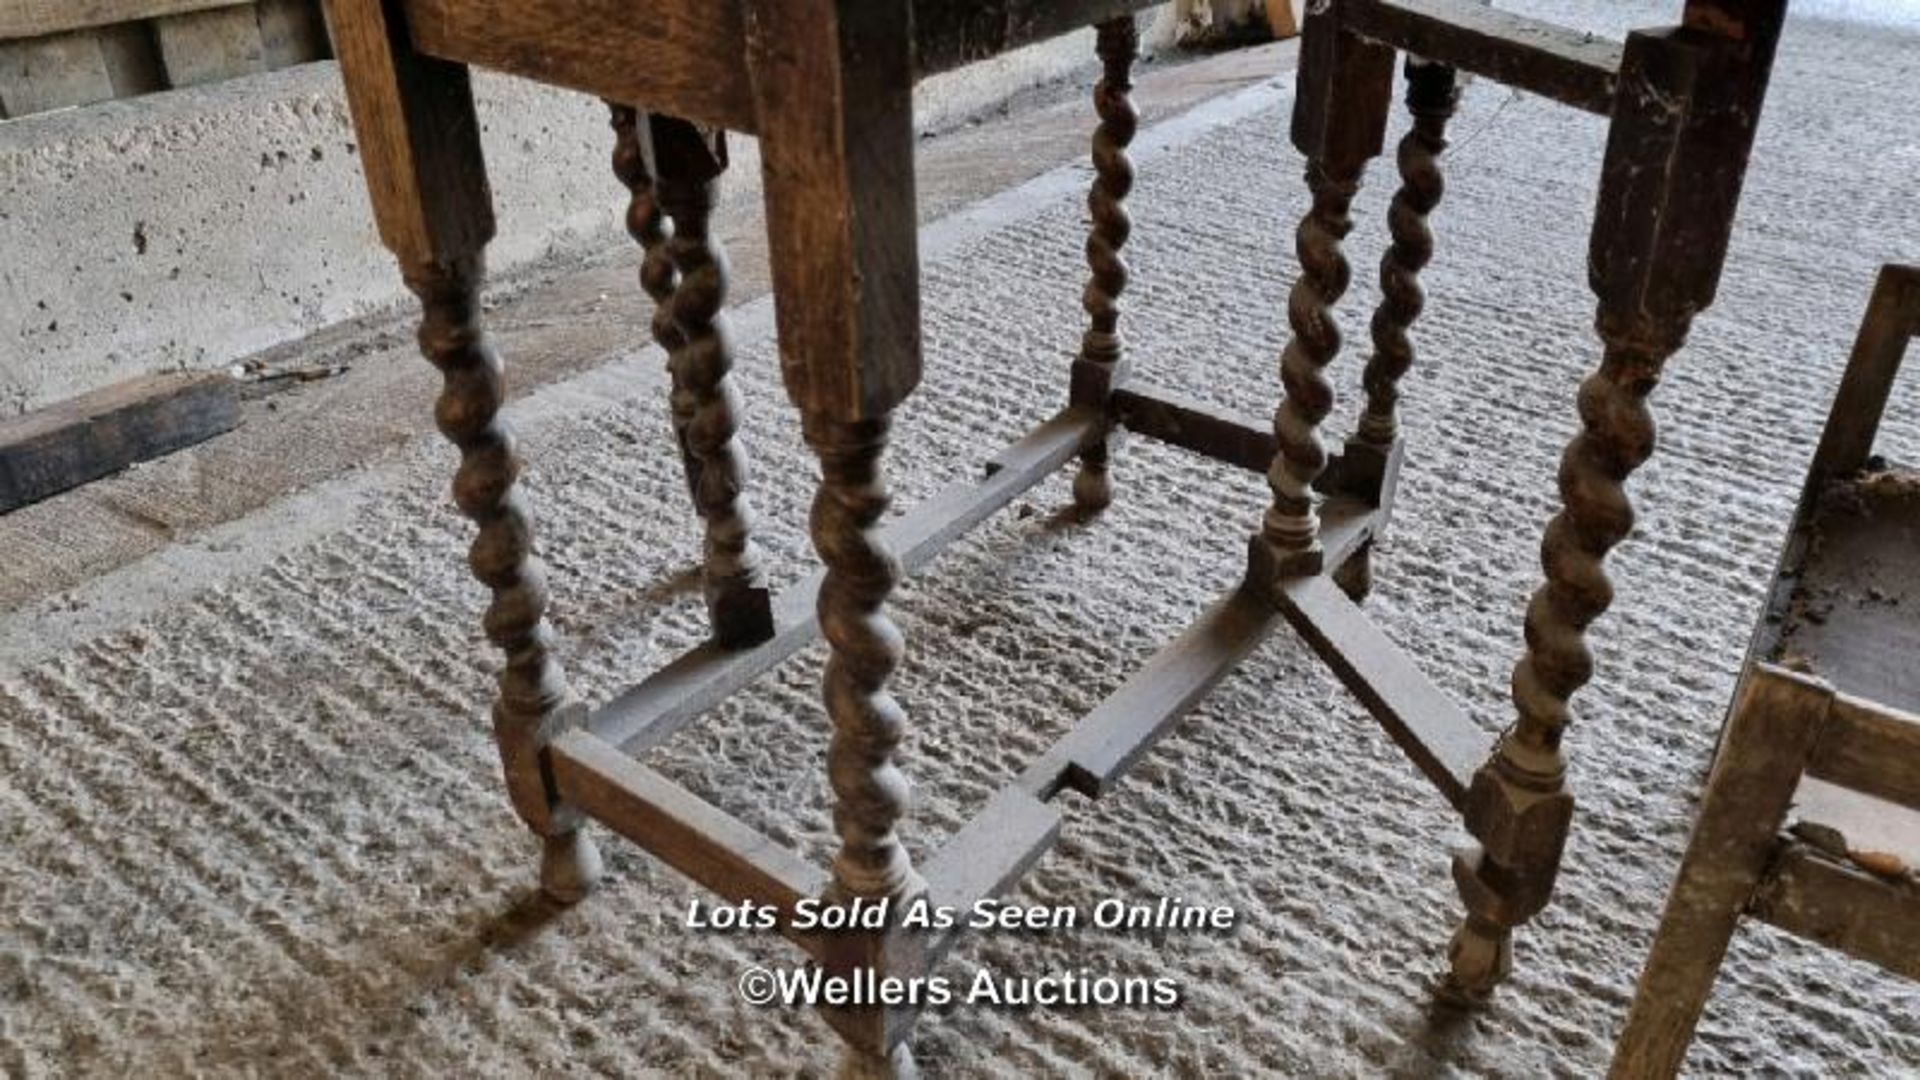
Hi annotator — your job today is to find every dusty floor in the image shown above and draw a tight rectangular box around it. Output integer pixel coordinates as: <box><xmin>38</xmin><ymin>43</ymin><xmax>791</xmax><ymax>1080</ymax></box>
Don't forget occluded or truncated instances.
<box><xmin>4</xmin><ymin>4</ymin><xmax>1920</xmax><ymax>1078</ymax></box>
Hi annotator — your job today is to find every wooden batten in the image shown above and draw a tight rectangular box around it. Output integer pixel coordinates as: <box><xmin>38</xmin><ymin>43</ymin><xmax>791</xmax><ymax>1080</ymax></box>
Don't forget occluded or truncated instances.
<box><xmin>1752</xmin><ymin>844</ymin><xmax>1920</xmax><ymax>981</ymax></box>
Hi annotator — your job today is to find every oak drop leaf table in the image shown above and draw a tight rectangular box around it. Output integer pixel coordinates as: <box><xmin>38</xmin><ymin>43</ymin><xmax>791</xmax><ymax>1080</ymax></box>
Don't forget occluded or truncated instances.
<box><xmin>321</xmin><ymin>0</ymin><xmax>1785</xmax><ymax>1073</ymax></box>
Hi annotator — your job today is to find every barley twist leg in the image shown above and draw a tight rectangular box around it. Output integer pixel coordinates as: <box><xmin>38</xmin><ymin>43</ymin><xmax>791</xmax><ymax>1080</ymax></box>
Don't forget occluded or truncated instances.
<box><xmin>608</xmin><ymin>104</ymin><xmax>700</xmax><ymax>502</ymax></box>
<box><xmin>651</xmin><ymin>119</ymin><xmax>775</xmax><ymax>647</ymax></box>
<box><xmin>1260</xmin><ymin>161</ymin><xmax>1359</xmax><ymax>578</ymax></box>
<box><xmin>407</xmin><ymin>254</ymin><xmax>601</xmax><ymax>903</ymax></box>
<box><xmin>1446</xmin><ymin>335</ymin><xmax>1670</xmax><ymax>999</ymax></box>
<box><xmin>1070</xmin><ymin>14</ymin><xmax>1140</xmax><ymax>514</ymax></box>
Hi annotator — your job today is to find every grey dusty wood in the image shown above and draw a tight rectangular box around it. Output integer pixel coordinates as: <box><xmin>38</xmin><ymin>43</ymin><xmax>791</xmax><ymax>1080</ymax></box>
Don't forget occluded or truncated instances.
<box><xmin>1609</xmin><ymin>668</ymin><xmax>1831</xmax><ymax>1080</ymax></box>
<box><xmin>1275</xmin><ymin>574</ymin><xmax>1483</xmax><ymax>806</ymax></box>
<box><xmin>1752</xmin><ymin>845</ymin><xmax>1920</xmax><ymax>982</ymax></box>
<box><xmin>154</xmin><ymin>4</ymin><xmax>266</xmax><ymax>87</ymax></box>
<box><xmin>0</xmin><ymin>372</ymin><xmax>237</xmax><ymax>514</ymax></box>
<box><xmin>1614</xmin><ymin>263</ymin><xmax>1920</xmax><ymax>1076</ymax></box>
<box><xmin>550</xmin><ymin>730</ymin><xmax>831</xmax><ymax>953</ymax></box>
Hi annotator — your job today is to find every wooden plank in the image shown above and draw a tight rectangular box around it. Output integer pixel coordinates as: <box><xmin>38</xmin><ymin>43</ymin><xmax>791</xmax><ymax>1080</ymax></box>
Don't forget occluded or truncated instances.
<box><xmin>914</xmin><ymin>787</ymin><xmax>1062</xmax><ymax>969</ymax></box>
<box><xmin>1114</xmin><ymin>384</ymin><xmax>1275</xmax><ymax>475</ymax></box>
<box><xmin>257</xmin><ymin>0</ymin><xmax>330</xmax><ymax>67</ymax></box>
<box><xmin>322</xmin><ymin>0</ymin><xmax>493</xmax><ymax>266</ymax></box>
<box><xmin>1341</xmin><ymin>0</ymin><xmax>1621</xmax><ymax>116</ymax></box>
<box><xmin>1018</xmin><ymin>584</ymin><xmax>1284</xmax><ymax>799</ymax></box>
<box><xmin>154</xmin><ymin>3</ymin><xmax>265</xmax><ymax>87</ymax></box>
<box><xmin>1810</xmin><ymin>694</ymin><xmax>1920</xmax><ymax>813</ymax></box>
<box><xmin>1611</xmin><ymin>667</ymin><xmax>1829</xmax><ymax>1079</ymax></box>
<box><xmin>0</xmin><ymin>0</ymin><xmax>248</xmax><ymax>40</ymax></box>
<box><xmin>1274</xmin><ymin>574</ymin><xmax>1485</xmax><ymax>805</ymax></box>
<box><xmin>402</xmin><ymin>0</ymin><xmax>757</xmax><ymax>132</ymax></box>
<box><xmin>589</xmin><ymin>409</ymin><xmax>1098</xmax><ymax>754</ymax></box>
<box><xmin>1751</xmin><ymin>843</ymin><xmax>1920</xmax><ymax>981</ymax></box>
<box><xmin>0</xmin><ymin>28</ymin><xmax>116</xmax><ymax>116</ymax></box>
<box><xmin>0</xmin><ymin>373</ymin><xmax>238</xmax><ymax>513</ymax></box>
<box><xmin>550</xmin><ymin>730</ymin><xmax>830</xmax><ymax>955</ymax></box>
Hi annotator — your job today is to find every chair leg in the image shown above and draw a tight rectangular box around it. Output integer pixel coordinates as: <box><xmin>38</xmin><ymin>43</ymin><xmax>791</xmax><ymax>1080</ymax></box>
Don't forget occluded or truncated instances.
<box><xmin>1610</xmin><ymin>670</ymin><xmax>1828</xmax><ymax>1079</ymax></box>
<box><xmin>1070</xmin><ymin>14</ymin><xmax>1140</xmax><ymax>515</ymax></box>
<box><xmin>742</xmin><ymin>1</ymin><xmax>925</xmax><ymax>1070</ymax></box>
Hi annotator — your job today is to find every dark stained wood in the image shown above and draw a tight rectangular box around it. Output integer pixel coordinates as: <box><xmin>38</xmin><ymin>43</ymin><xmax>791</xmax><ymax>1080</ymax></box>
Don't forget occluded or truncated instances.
<box><xmin>590</xmin><ymin>409</ymin><xmax>1098</xmax><ymax>754</ymax></box>
<box><xmin>912</xmin><ymin>0</ymin><xmax>1155</xmax><ymax>74</ymax></box>
<box><xmin>1114</xmin><ymin>384</ymin><xmax>1276</xmax><ymax>475</ymax></box>
<box><xmin>1610</xmin><ymin>668</ymin><xmax>1831</xmax><ymax>1080</ymax></box>
<box><xmin>0</xmin><ymin>373</ymin><xmax>237</xmax><ymax>513</ymax></box>
<box><xmin>550</xmin><ymin>730</ymin><xmax>831</xmax><ymax>954</ymax></box>
<box><xmin>1340</xmin><ymin>0</ymin><xmax>1620</xmax><ymax>116</ymax></box>
<box><xmin>1751</xmin><ymin>844</ymin><xmax>1920</xmax><ymax>982</ymax></box>
<box><xmin>1276</xmin><ymin>574</ymin><xmax>1485</xmax><ymax>805</ymax></box>
<box><xmin>400</xmin><ymin>0</ymin><xmax>1165</xmax><ymax>135</ymax></box>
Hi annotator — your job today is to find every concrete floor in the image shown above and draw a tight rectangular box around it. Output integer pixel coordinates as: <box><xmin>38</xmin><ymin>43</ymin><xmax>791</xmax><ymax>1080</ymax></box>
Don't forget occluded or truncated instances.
<box><xmin>3</xmin><ymin>5</ymin><xmax>1919</xmax><ymax>1077</ymax></box>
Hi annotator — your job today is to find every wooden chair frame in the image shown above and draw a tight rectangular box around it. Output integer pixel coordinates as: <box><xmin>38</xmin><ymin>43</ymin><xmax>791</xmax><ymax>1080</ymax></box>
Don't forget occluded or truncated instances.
<box><xmin>320</xmin><ymin>0</ymin><xmax>1786</xmax><ymax>1072</ymax></box>
<box><xmin>1611</xmin><ymin>265</ymin><xmax>1920</xmax><ymax>1078</ymax></box>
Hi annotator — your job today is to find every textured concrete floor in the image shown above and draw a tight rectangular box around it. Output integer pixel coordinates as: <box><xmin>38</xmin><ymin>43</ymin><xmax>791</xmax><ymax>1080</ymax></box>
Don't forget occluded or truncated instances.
<box><xmin>4</xmin><ymin>5</ymin><xmax>1920</xmax><ymax>1077</ymax></box>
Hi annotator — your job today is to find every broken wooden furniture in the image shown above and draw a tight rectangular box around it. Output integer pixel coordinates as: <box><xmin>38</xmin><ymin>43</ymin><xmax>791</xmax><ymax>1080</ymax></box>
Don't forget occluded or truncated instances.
<box><xmin>1264</xmin><ymin>0</ymin><xmax>1786</xmax><ymax>1002</ymax></box>
<box><xmin>322</xmin><ymin>0</ymin><xmax>1784</xmax><ymax>1072</ymax></box>
<box><xmin>1611</xmin><ymin>265</ymin><xmax>1920</xmax><ymax>1079</ymax></box>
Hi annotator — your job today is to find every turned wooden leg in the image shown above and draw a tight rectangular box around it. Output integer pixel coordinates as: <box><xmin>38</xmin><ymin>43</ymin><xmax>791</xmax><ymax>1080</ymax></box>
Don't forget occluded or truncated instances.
<box><xmin>1252</xmin><ymin>15</ymin><xmax>1394</xmax><ymax>586</ymax></box>
<box><xmin>608</xmin><ymin>104</ymin><xmax>699</xmax><ymax>502</ymax></box>
<box><xmin>328</xmin><ymin>1</ymin><xmax>602</xmax><ymax>902</ymax></box>
<box><xmin>1333</xmin><ymin>60</ymin><xmax>1459</xmax><ymax>605</ymax></box>
<box><xmin>744</xmin><ymin>1</ymin><xmax>924</xmax><ymax>1070</ymax></box>
<box><xmin>1355</xmin><ymin>59</ymin><xmax>1457</xmax><ymax>450</ymax></box>
<box><xmin>408</xmin><ymin>254</ymin><xmax>601</xmax><ymax>903</ymax></box>
<box><xmin>610</xmin><ymin>104</ymin><xmax>774</xmax><ymax>648</ymax></box>
<box><xmin>808</xmin><ymin>413</ymin><xmax>927</xmax><ymax>905</ymax></box>
<box><xmin>1069</xmin><ymin>15</ymin><xmax>1139</xmax><ymax>515</ymax></box>
<box><xmin>1446</xmin><ymin>7</ymin><xmax>1785</xmax><ymax>1000</ymax></box>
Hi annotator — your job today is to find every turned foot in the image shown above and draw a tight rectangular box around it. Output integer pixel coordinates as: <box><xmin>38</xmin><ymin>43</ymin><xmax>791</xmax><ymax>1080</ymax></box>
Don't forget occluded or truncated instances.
<box><xmin>539</xmin><ymin>829</ymin><xmax>603</xmax><ymax>904</ymax></box>
<box><xmin>1440</xmin><ymin>914</ymin><xmax>1512</xmax><ymax>1005</ymax></box>
<box><xmin>1071</xmin><ymin>452</ymin><xmax>1114</xmax><ymax>515</ymax></box>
